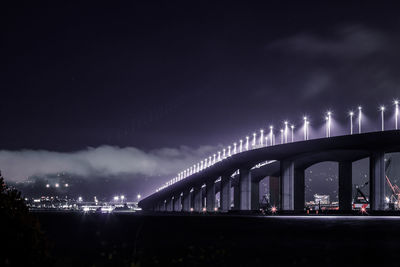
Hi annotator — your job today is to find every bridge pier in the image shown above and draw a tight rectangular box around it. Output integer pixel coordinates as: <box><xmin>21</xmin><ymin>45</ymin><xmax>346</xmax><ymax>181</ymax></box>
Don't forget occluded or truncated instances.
<box><xmin>280</xmin><ymin>160</ymin><xmax>294</xmax><ymax>210</ymax></box>
<box><xmin>220</xmin><ymin>174</ymin><xmax>231</xmax><ymax>212</ymax></box>
<box><xmin>160</xmin><ymin>201</ymin><xmax>166</xmax><ymax>212</ymax></box>
<box><xmin>182</xmin><ymin>190</ymin><xmax>191</xmax><ymax>212</ymax></box>
<box><xmin>338</xmin><ymin>161</ymin><xmax>353</xmax><ymax>211</ymax></box>
<box><xmin>370</xmin><ymin>152</ymin><xmax>386</xmax><ymax>211</ymax></box>
<box><xmin>239</xmin><ymin>168</ymin><xmax>252</xmax><ymax>210</ymax></box>
<box><xmin>193</xmin><ymin>186</ymin><xmax>202</xmax><ymax>212</ymax></box>
<box><xmin>166</xmin><ymin>198</ymin><xmax>173</xmax><ymax>212</ymax></box>
<box><xmin>173</xmin><ymin>195</ymin><xmax>181</xmax><ymax>212</ymax></box>
<box><xmin>233</xmin><ymin>183</ymin><xmax>240</xmax><ymax>210</ymax></box>
<box><xmin>294</xmin><ymin>168</ymin><xmax>305</xmax><ymax>212</ymax></box>
<box><xmin>206</xmin><ymin>181</ymin><xmax>216</xmax><ymax>212</ymax></box>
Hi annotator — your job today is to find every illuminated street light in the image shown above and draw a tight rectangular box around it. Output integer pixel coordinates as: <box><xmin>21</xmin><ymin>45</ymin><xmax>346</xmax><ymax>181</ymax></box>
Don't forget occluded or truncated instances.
<box><xmin>326</xmin><ymin>111</ymin><xmax>332</xmax><ymax>137</ymax></box>
<box><xmin>303</xmin><ymin>117</ymin><xmax>308</xmax><ymax>140</ymax></box>
<box><xmin>114</xmin><ymin>196</ymin><xmax>119</xmax><ymax>201</ymax></box>
<box><xmin>291</xmin><ymin>125</ymin><xmax>294</xmax><ymax>142</ymax></box>
<box><xmin>228</xmin><ymin>146</ymin><xmax>231</xmax><ymax>157</ymax></box>
<box><xmin>246</xmin><ymin>136</ymin><xmax>249</xmax><ymax>150</ymax></box>
<box><xmin>349</xmin><ymin>111</ymin><xmax>354</xmax><ymax>135</ymax></box>
<box><xmin>260</xmin><ymin>129</ymin><xmax>264</xmax><ymax>146</ymax></box>
<box><xmin>137</xmin><ymin>194</ymin><xmax>141</xmax><ymax>200</ymax></box>
<box><xmin>46</xmin><ymin>184</ymin><xmax>50</xmax><ymax>188</ymax></box>
<box><xmin>65</xmin><ymin>183</ymin><xmax>69</xmax><ymax>187</ymax></box>
<box><xmin>380</xmin><ymin>106</ymin><xmax>385</xmax><ymax>131</ymax></box>
<box><xmin>223</xmin><ymin>148</ymin><xmax>226</xmax><ymax>159</ymax></box>
<box><xmin>252</xmin><ymin>133</ymin><xmax>256</xmax><ymax>148</ymax></box>
<box><xmin>269</xmin><ymin>126</ymin><xmax>274</xmax><ymax>146</ymax></box>
<box><xmin>217</xmin><ymin>151</ymin><xmax>221</xmax><ymax>161</ymax></box>
<box><xmin>200</xmin><ymin>160</ymin><xmax>204</xmax><ymax>170</ymax></box>
<box><xmin>208</xmin><ymin>156</ymin><xmax>212</xmax><ymax>166</ymax></box>
<box><xmin>265</xmin><ymin>136</ymin><xmax>268</xmax><ymax>147</ymax></box>
<box><xmin>78</xmin><ymin>196</ymin><xmax>83</xmax><ymax>202</ymax></box>
<box><xmin>306</xmin><ymin>121</ymin><xmax>310</xmax><ymax>140</ymax></box>
<box><xmin>395</xmin><ymin>100</ymin><xmax>399</xmax><ymax>130</ymax></box>
<box><xmin>358</xmin><ymin>106</ymin><xmax>362</xmax><ymax>134</ymax></box>
<box><xmin>204</xmin><ymin>158</ymin><xmax>208</xmax><ymax>168</ymax></box>
<box><xmin>213</xmin><ymin>154</ymin><xmax>216</xmax><ymax>164</ymax></box>
<box><xmin>233</xmin><ymin>143</ymin><xmax>237</xmax><ymax>154</ymax></box>
<box><xmin>280</xmin><ymin>129</ymin><xmax>284</xmax><ymax>144</ymax></box>
<box><xmin>239</xmin><ymin>140</ymin><xmax>243</xmax><ymax>152</ymax></box>
<box><xmin>284</xmin><ymin>121</ymin><xmax>288</xmax><ymax>143</ymax></box>
<box><xmin>55</xmin><ymin>183</ymin><xmax>59</xmax><ymax>188</ymax></box>
<box><xmin>121</xmin><ymin>195</ymin><xmax>125</xmax><ymax>201</ymax></box>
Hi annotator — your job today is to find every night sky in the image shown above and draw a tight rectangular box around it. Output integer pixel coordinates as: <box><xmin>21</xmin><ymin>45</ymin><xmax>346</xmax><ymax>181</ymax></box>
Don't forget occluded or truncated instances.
<box><xmin>2</xmin><ymin>1</ymin><xmax>400</xmax><ymax>199</ymax></box>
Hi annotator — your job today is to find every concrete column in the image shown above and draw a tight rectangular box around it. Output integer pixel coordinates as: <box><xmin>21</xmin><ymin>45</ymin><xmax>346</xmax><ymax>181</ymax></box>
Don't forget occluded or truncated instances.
<box><xmin>220</xmin><ymin>175</ymin><xmax>231</xmax><ymax>212</ymax></box>
<box><xmin>239</xmin><ymin>168</ymin><xmax>252</xmax><ymax>210</ymax></box>
<box><xmin>269</xmin><ymin>176</ymin><xmax>280</xmax><ymax>207</ymax></box>
<box><xmin>251</xmin><ymin>179</ymin><xmax>260</xmax><ymax>210</ymax></box>
<box><xmin>370</xmin><ymin>152</ymin><xmax>386</xmax><ymax>211</ymax></box>
<box><xmin>182</xmin><ymin>190</ymin><xmax>191</xmax><ymax>212</ymax></box>
<box><xmin>233</xmin><ymin>185</ymin><xmax>240</xmax><ymax>210</ymax></box>
<box><xmin>193</xmin><ymin>186</ymin><xmax>202</xmax><ymax>212</ymax></box>
<box><xmin>339</xmin><ymin>161</ymin><xmax>352</xmax><ymax>211</ymax></box>
<box><xmin>167</xmin><ymin>198</ymin><xmax>173</xmax><ymax>212</ymax></box>
<box><xmin>206</xmin><ymin>181</ymin><xmax>216</xmax><ymax>212</ymax></box>
<box><xmin>294</xmin><ymin>168</ymin><xmax>305</xmax><ymax>212</ymax></box>
<box><xmin>173</xmin><ymin>195</ymin><xmax>181</xmax><ymax>212</ymax></box>
<box><xmin>280</xmin><ymin>160</ymin><xmax>294</xmax><ymax>210</ymax></box>
<box><xmin>160</xmin><ymin>201</ymin><xmax>166</xmax><ymax>212</ymax></box>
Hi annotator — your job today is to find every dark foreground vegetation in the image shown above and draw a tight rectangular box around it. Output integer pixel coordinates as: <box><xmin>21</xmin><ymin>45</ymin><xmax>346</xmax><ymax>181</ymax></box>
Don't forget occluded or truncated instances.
<box><xmin>33</xmin><ymin>212</ymin><xmax>400</xmax><ymax>267</ymax></box>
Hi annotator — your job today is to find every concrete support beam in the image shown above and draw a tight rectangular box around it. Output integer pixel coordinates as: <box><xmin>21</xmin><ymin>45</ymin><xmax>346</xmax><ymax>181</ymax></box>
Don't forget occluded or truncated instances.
<box><xmin>166</xmin><ymin>198</ymin><xmax>173</xmax><ymax>212</ymax></box>
<box><xmin>233</xmin><ymin>184</ymin><xmax>240</xmax><ymax>210</ymax></box>
<box><xmin>182</xmin><ymin>190</ymin><xmax>191</xmax><ymax>212</ymax></box>
<box><xmin>239</xmin><ymin>168</ymin><xmax>252</xmax><ymax>210</ymax></box>
<box><xmin>220</xmin><ymin>175</ymin><xmax>231</xmax><ymax>212</ymax></box>
<box><xmin>173</xmin><ymin>195</ymin><xmax>181</xmax><ymax>212</ymax></box>
<box><xmin>370</xmin><ymin>152</ymin><xmax>386</xmax><ymax>211</ymax></box>
<box><xmin>294</xmin><ymin>168</ymin><xmax>305</xmax><ymax>212</ymax></box>
<box><xmin>339</xmin><ymin>161</ymin><xmax>353</xmax><ymax>211</ymax></box>
<box><xmin>160</xmin><ymin>201</ymin><xmax>166</xmax><ymax>212</ymax></box>
<box><xmin>269</xmin><ymin>176</ymin><xmax>280</xmax><ymax>208</ymax></box>
<box><xmin>280</xmin><ymin>160</ymin><xmax>294</xmax><ymax>210</ymax></box>
<box><xmin>251</xmin><ymin>179</ymin><xmax>260</xmax><ymax>210</ymax></box>
<box><xmin>193</xmin><ymin>186</ymin><xmax>202</xmax><ymax>212</ymax></box>
<box><xmin>206</xmin><ymin>181</ymin><xmax>216</xmax><ymax>212</ymax></box>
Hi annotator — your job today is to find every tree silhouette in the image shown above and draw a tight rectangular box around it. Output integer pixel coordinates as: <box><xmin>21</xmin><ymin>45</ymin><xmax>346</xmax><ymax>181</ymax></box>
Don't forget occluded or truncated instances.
<box><xmin>0</xmin><ymin>172</ymin><xmax>52</xmax><ymax>266</ymax></box>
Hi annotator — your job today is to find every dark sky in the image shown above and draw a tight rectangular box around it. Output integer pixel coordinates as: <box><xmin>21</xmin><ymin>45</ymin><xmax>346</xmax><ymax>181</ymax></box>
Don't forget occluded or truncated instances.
<box><xmin>2</xmin><ymin>1</ymin><xmax>400</xmax><ymax>198</ymax></box>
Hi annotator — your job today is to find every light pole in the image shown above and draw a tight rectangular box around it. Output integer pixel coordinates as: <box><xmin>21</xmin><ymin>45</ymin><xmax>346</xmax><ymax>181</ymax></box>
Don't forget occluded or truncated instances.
<box><xmin>327</xmin><ymin>111</ymin><xmax>331</xmax><ymax>137</ymax></box>
<box><xmin>303</xmin><ymin>117</ymin><xmax>308</xmax><ymax>141</ymax></box>
<box><xmin>246</xmin><ymin>136</ymin><xmax>249</xmax><ymax>151</ymax></box>
<box><xmin>284</xmin><ymin>121</ymin><xmax>288</xmax><ymax>143</ymax></box>
<box><xmin>233</xmin><ymin>143</ymin><xmax>237</xmax><ymax>154</ymax></box>
<box><xmin>260</xmin><ymin>129</ymin><xmax>264</xmax><ymax>146</ymax></box>
<box><xmin>395</xmin><ymin>100</ymin><xmax>399</xmax><ymax>130</ymax></box>
<box><xmin>381</xmin><ymin>106</ymin><xmax>385</xmax><ymax>131</ymax></box>
<box><xmin>358</xmin><ymin>106</ymin><xmax>362</xmax><ymax>134</ymax></box>
<box><xmin>228</xmin><ymin>146</ymin><xmax>231</xmax><ymax>157</ymax></box>
<box><xmin>291</xmin><ymin>125</ymin><xmax>294</xmax><ymax>142</ymax></box>
<box><xmin>269</xmin><ymin>126</ymin><xmax>274</xmax><ymax>146</ymax></box>
<box><xmin>239</xmin><ymin>140</ymin><xmax>243</xmax><ymax>152</ymax></box>
<box><xmin>252</xmin><ymin>133</ymin><xmax>256</xmax><ymax>148</ymax></box>
<box><xmin>280</xmin><ymin>129</ymin><xmax>284</xmax><ymax>144</ymax></box>
<box><xmin>349</xmin><ymin>111</ymin><xmax>354</xmax><ymax>135</ymax></box>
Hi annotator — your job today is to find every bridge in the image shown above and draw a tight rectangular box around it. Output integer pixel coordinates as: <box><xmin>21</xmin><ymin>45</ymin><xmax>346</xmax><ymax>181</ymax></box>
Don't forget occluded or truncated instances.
<box><xmin>139</xmin><ymin>129</ymin><xmax>400</xmax><ymax>213</ymax></box>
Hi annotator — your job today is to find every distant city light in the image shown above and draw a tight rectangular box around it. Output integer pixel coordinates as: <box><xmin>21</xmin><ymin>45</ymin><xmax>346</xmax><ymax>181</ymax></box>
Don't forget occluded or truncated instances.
<box><xmin>137</xmin><ymin>194</ymin><xmax>141</xmax><ymax>200</ymax></box>
<box><xmin>55</xmin><ymin>183</ymin><xmax>59</xmax><ymax>188</ymax></box>
<box><xmin>120</xmin><ymin>195</ymin><xmax>125</xmax><ymax>201</ymax></box>
<box><xmin>64</xmin><ymin>183</ymin><xmax>69</xmax><ymax>187</ymax></box>
<box><xmin>78</xmin><ymin>196</ymin><xmax>83</xmax><ymax>202</ymax></box>
<box><xmin>114</xmin><ymin>196</ymin><xmax>119</xmax><ymax>201</ymax></box>
<box><xmin>46</xmin><ymin>184</ymin><xmax>50</xmax><ymax>188</ymax></box>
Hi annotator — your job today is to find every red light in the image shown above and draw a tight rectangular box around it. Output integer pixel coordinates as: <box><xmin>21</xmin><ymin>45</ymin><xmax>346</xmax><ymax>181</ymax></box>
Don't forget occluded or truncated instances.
<box><xmin>271</xmin><ymin>206</ymin><xmax>277</xmax><ymax>213</ymax></box>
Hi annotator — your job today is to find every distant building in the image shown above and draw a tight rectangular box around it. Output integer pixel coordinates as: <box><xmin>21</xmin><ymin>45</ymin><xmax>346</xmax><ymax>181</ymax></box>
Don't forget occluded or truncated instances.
<box><xmin>314</xmin><ymin>194</ymin><xmax>330</xmax><ymax>205</ymax></box>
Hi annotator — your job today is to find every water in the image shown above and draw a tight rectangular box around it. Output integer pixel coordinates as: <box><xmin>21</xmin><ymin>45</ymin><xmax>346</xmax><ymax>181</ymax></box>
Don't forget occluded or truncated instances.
<box><xmin>35</xmin><ymin>213</ymin><xmax>400</xmax><ymax>266</ymax></box>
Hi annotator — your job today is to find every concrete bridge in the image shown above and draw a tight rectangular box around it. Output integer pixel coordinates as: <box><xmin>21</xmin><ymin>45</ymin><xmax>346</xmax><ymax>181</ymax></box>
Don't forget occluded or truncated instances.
<box><xmin>139</xmin><ymin>130</ymin><xmax>400</xmax><ymax>213</ymax></box>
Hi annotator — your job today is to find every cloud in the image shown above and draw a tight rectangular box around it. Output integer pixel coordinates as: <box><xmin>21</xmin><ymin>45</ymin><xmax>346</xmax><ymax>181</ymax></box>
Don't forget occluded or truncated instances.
<box><xmin>0</xmin><ymin>145</ymin><xmax>219</xmax><ymax>182</ymax></box>
<box><xmin>267</xmin><ymin>25</ymin><xmax>385</xmax><ymax>59</ymax></box>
